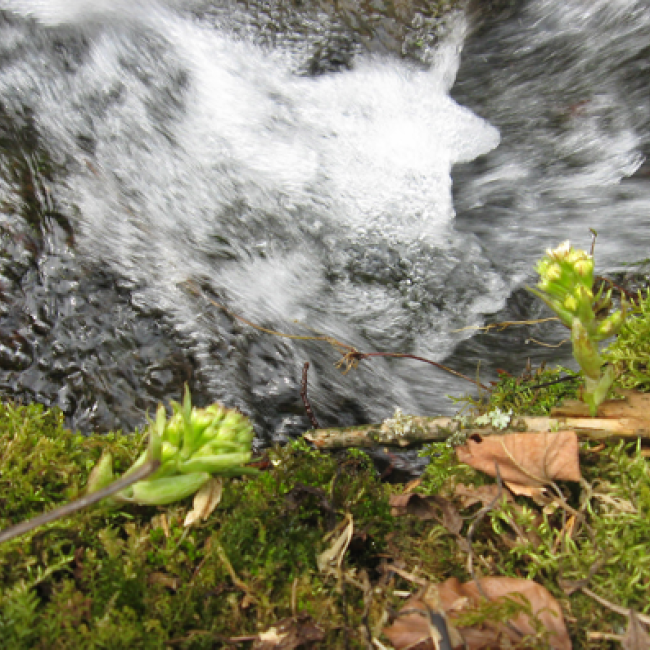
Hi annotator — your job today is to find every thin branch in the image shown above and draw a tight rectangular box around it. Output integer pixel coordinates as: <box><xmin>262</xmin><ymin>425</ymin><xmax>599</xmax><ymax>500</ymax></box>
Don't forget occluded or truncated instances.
<box><xmin>0</xmin><ymin>458</ymin><xmax>160</xmax><ymax>545</ymax></box>
<box><xmin>301</xmin><ymin>362</ymin><xmax>320</xmax><ymax>429</ymax></box>
<box><xmin>466</xmin><ymin>463</ymin><xmax>504</xmax><ymax>602</ymax></box>
<box><xmin>524</xmin><ymin>337</ymin><xmax>570</xmax><ymax>348</ymax></box>
<box><xmin>452</xmin><ymin>317</ymin><xmax>560</xmax><ymax>334</ymax></box>
<box><xmin>304</xmin><ymin>412</ymin><xmax>650</xmax><ymax>449</ymax></box>
<box><xmin>581</xmin><ymin>587</ymin><xmax>650</xmax><ymax>626</ymax></box>
<box><xmin>185</xmin><ymin>280</ymin><xmax>487</xmax><ymax>391</ymax></box>
<box><xmin>339</xmin><ymin>351</ymin><xmax>489</xmax><ymax>391</ymax></box>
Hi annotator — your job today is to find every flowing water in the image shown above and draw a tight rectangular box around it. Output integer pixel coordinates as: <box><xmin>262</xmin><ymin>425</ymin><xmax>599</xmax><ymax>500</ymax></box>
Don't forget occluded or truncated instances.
<box><xmin>0</xmin><ymin>0</ymin><xmax>648</xmax><ymax>442</ymax></box>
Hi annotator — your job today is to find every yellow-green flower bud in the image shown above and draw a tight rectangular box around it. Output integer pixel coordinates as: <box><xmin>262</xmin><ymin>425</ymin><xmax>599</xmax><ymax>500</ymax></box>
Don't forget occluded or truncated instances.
<box><xmin>563</xmin><ymin>294</ymin><xmax>578</xmax><ymax>313</ymax></box>
<box><xmin>547</xmin><ymin>240</ymin><xmax>571</xmax><ymax>260</ymax></box>
<box><xmin>573</xmin><ymin>257</ymin><xmax>593</xmax><ymax>280</ymax></box>
<box><xmin>542</xmin><ymin>262</ymin><xmax>563</xmax><ymax>283</ymax></box>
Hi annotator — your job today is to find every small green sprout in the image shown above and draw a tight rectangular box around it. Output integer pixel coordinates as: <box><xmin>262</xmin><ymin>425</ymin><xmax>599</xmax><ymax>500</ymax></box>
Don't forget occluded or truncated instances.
<box><xmin>529</xmin><ymin>240</ymin><xmax>627</xmax><ymax>416</ymax></box>
<box><xmin>88</xmin><ymin>387</ymin><xmax>257</xmax><ymax>506</ymax></box>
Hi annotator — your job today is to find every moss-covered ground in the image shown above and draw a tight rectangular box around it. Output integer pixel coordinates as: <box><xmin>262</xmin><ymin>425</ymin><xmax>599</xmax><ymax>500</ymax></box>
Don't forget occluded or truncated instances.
<box><xmin>1</xmin><ymin>290</ymin><xmax>649</xmax><ymax>648</ymax></box>
<box><xmin>0</xmin><ymin>398</ymin><xmax>649</xmax><ymax>648</ymax></box>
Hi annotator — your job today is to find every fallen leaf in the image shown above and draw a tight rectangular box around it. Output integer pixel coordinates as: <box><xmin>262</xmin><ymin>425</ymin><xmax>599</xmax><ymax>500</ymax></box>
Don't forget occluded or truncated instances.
<box><xmin>456</xmin><ymin>431</ymin><xmax>581</xmax><ymax>492</ymax></box>
<box><xmin>390</xmin><ymin>494</ymin><xmax>462</xmax><ymax>535</ymax></box>
<box><xmin>454</xmin><ymin>483</ymin><xmax>512</xmax><ymax>509</ymax></box>
<box><xmin>317</xmin><ymin>513</ymin><xmax>353</xmax><ymax>576</ymax></box>
<box><xmin>385</xmin><ymin>576</ymin><xmax>571</xmax><ymax>650</ymax></box>
<box><xmin>252</xmin><ymin>613</ymin><xmax>325</xmax><ymax>649</ymax></box>
<box><xmin>622</xmin><ymin>609</ymin><xmax>650</xmax><ymax>650</ymax></box>
<box><xmin>384</xmin><ymin>584</ymin><xmax>463</xmax><ymax>650</ymax></box>
<box><xmin>184</xmin><ymin>477</ymin><xmax>223</xmax><ymax>527</ymax></box>
<box><xmin>383</xmin><ymin>599</ymin><xmax>446</xmax><ymax>650</ymax></box>
<box><xmin>438</xmin><ymin>576</ymin><xmax>572</xmax><ymax>650</ymax></box>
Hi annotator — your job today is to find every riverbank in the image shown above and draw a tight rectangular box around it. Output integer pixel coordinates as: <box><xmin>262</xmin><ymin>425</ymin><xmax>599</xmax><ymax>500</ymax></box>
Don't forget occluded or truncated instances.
<box><xmin>1</xmin><ymin>371</ymin><xmax>648</xmax><ymax>647</ymax></box>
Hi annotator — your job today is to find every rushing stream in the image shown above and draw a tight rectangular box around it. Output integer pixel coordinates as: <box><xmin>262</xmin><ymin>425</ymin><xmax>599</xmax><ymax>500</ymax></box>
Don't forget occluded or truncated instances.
<box><xmin>0</xmin><ymin>0</ymin><xmax>649</xmax><ymax>442</ymax></box>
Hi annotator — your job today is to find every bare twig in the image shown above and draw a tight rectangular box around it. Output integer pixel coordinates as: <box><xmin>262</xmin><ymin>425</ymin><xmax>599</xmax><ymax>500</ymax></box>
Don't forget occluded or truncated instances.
<box><xmin>301</xmin><ymin>362</ymin><xmax>320</xmax><ymax>429</ymax></box>
<box><xmin>466</xmin><ymin>463</ymin><xmax>504</xmax><ymax>602</ymax></box>
<box><xmin>304</xmin><ymin>411</ymin><xmax>650</xmax><ymax>449</ymax></box>
<box><xmin>581</xmin><ymin>587</ymin><xmax>650</xmax><ymax>626</ymax></box>
<box><xmin>524</xmin><ymin>337</ymin><xmax>570</xmax><ymax>348</ymax></box>
<box><xmin>337</xmin><ymin>351</ymin><xmax>489</xmax><ymax>391</ymax></box>
<box><xmin>185</xmin><ymin>280</ymin><xmax>487</xmax><ymax>391</ymax></box>
<box><xmin>589</xmin><ymin>228</ymin><xmax>598</xmax><ymax>257</ymax></box>
<box><xmin>452</xmin><ymin>317</ymin><xmax>560</xmax><ymax>334</ymax></box>
<box><xmin>0</xmin><ymin>458</ymin><xmax>160</xmax><ymax>545</ymax></box>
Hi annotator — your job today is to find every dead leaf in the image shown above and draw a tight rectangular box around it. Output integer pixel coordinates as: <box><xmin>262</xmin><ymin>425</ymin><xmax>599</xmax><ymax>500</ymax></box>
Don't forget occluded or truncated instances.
<box><xmin>622</xmin><ymin>609</ymin><xmax>650</xmax><ymax>650</ymax></box>
<box><xmin>438</xmin><ymin>576</ymin><xmax>572</xmax><ymax>650</ymax></box>
<box><xmin>384</xmin><ymin>584</ymin><xmax>463</xmax><ymax>650</ymax></box>
<box><xmin>454</xmin><ymin>483</ymin><xmax>512</xmax><ymax>509</ymax></box>
<box><xmin>456</xmin><ymin>431</ymin><xmax>581</xmax><ymax>492</ymax></box>
<box><xmin>317</xmin><ymin>513</ymin><xmax>353</xmax><ymax>576</ymax></box>
<box><xmin>184</xmin><ymin>477</ymin><xmax>223</xmax><ymax>527</ymax></box>
<box><xmin>252</xmin><ymin>613</ymin><xmax>325</xmax><ymax>649</ymax></box>
<box><xmin>389</xmin><ymin>494</ymin><xmax>463</xmax><ymax>535</ymax></box>
<box><xmin>383</xmin><ymin>598</ymin><xmax>445</xmax><ymax>650</ymax></box>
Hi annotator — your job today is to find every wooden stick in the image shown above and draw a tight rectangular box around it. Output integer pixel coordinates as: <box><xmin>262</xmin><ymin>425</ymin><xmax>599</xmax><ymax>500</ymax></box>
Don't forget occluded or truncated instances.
<box><xmin>304</xmin><ymin>394</ymin><xmax>650</xmax><ymax>449</ymax></box>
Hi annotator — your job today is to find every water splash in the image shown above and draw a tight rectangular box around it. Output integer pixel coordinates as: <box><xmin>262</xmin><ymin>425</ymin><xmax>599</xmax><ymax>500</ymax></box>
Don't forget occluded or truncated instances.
<box><xmin>0</xmin><ymin>0</ymin><xmax>506</xmax><ymax>436</ymax></box>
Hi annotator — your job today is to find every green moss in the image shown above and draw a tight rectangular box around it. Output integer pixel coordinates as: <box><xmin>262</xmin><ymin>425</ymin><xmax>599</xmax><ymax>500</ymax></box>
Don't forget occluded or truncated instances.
<box><xmin>2</xmin><ymin>383</ymin><xmax>650</xmax><ymax>649</ymax></box>
<box><xmin>0</xmin><ymin>404</ymin><xmax>431</xmax><ymax>648</ymax></box>
<box><xmin>604</xmin><ymin>288</ymin><xmax>650</xmax><ymax>392</ymax></box>
<box><xmin>452</xmin><ymin>364</ymin><xmax>580</xmax><ymax>417</ymax></box>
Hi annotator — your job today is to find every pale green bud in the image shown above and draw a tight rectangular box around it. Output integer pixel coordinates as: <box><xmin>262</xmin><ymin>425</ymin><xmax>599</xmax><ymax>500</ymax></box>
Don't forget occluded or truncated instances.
<box><xmin>161</xmin><ymin>441</ymin><xmax>179</xmax><ymax>464</ymax></box>
<box><xmin>164</xmin><ymin>413</ymin><xmax>184</xmax><ymax>448</ymax></box>
<box><xmin>86</xmin><ymin>452</ymin><xmax>114</xmax><ymax>494</ymax></box>
<box><xmin>190</xmin><ymin>409</ymin><xmax>216</xmax><ymax>435</ymax></box>
<box><xmin>594</xmin><ymin>309</ymin><xmax>625</xmax><ymax>341</ymax></box>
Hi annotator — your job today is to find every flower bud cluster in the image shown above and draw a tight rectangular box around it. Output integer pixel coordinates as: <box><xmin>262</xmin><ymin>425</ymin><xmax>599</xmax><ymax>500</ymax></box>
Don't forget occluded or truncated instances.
<box><xmin>89</xmin><ymin>387</ymin><xmax>257</xmax><ymax>506</ymax></box>
<box><xmin>529</xmin><ymin>240</ymin><xmax>627</xmax><ymax>416</ymax></box>
<box><xmin>531</xmin><ymin>241</ymin><xmax>625</xmax><ymax>343</ymax></box>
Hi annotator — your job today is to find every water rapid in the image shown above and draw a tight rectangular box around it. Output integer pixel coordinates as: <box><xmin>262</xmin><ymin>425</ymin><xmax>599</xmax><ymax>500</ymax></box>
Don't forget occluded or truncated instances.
<box><xmin>0</xmin><ymin>0</ymin><xmax>648</xmax><ymax>441</ymax></box>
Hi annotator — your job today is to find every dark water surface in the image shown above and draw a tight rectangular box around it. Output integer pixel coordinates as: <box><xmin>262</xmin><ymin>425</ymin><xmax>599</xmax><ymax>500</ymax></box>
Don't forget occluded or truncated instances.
<box><xmin>0</xmin><ymin>0</ymin><xmax>648</xmax><ymax>443</ymax></box>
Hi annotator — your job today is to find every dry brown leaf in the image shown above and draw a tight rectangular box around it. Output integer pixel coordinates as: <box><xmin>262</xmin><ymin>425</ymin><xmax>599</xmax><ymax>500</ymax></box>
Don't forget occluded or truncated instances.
<box><xmin>252</xmin><ymin>614</ymin><xmax>325</xmax><ymax>649</ymax></box>
<box><xmin>455</xmin><ymin>431</ymin><xmax>581</xmax><ymax>491</ymax></box>
<box><xmin>622</xmin><ymin>610</ymin><xmax>650</xmax><ymax>650</ymax></box>
<box><xmin>385</xmin><ymin>576</ymin><xmax>571</xmax><ymax>650</ymax></box>
<box><xmin>184</xmin><ymin>477</ymin><xmax>223</xmax><ymax>527</ymax></box>
<box><xmin>383</xmin><ymin>598</ymin><xmax>446</xmax><ymax>650</ymax></box>
<box><xmin>390</xmin><ymin>494</ymin><xmax>462</xmax><ymax>535</ymax></box>
<box><xmin>454</xmin><ymin>483</ymin><xmax>512</xmax><ymax>509</ymax></box>
<box><xmin>438</xmin><ymin>576</ymin><xmax>572</xmax><ymax>650</ymax></box>
<box><xmin>383</xmin><ymin>584</ymin><xmax>463</xmax><ymax>650</ymax></box>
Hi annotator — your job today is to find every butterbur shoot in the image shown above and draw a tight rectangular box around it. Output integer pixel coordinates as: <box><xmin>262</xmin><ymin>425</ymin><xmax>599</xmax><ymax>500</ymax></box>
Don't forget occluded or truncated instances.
<box><xmin>87</xmin><ymin>386</ymin><xmax>257</xmax><ymax>505</ymax></box>
<box><xmin>529</xmin><ymin>240</ymin><xmax>627</xmax><ymax>416</ymax></box>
